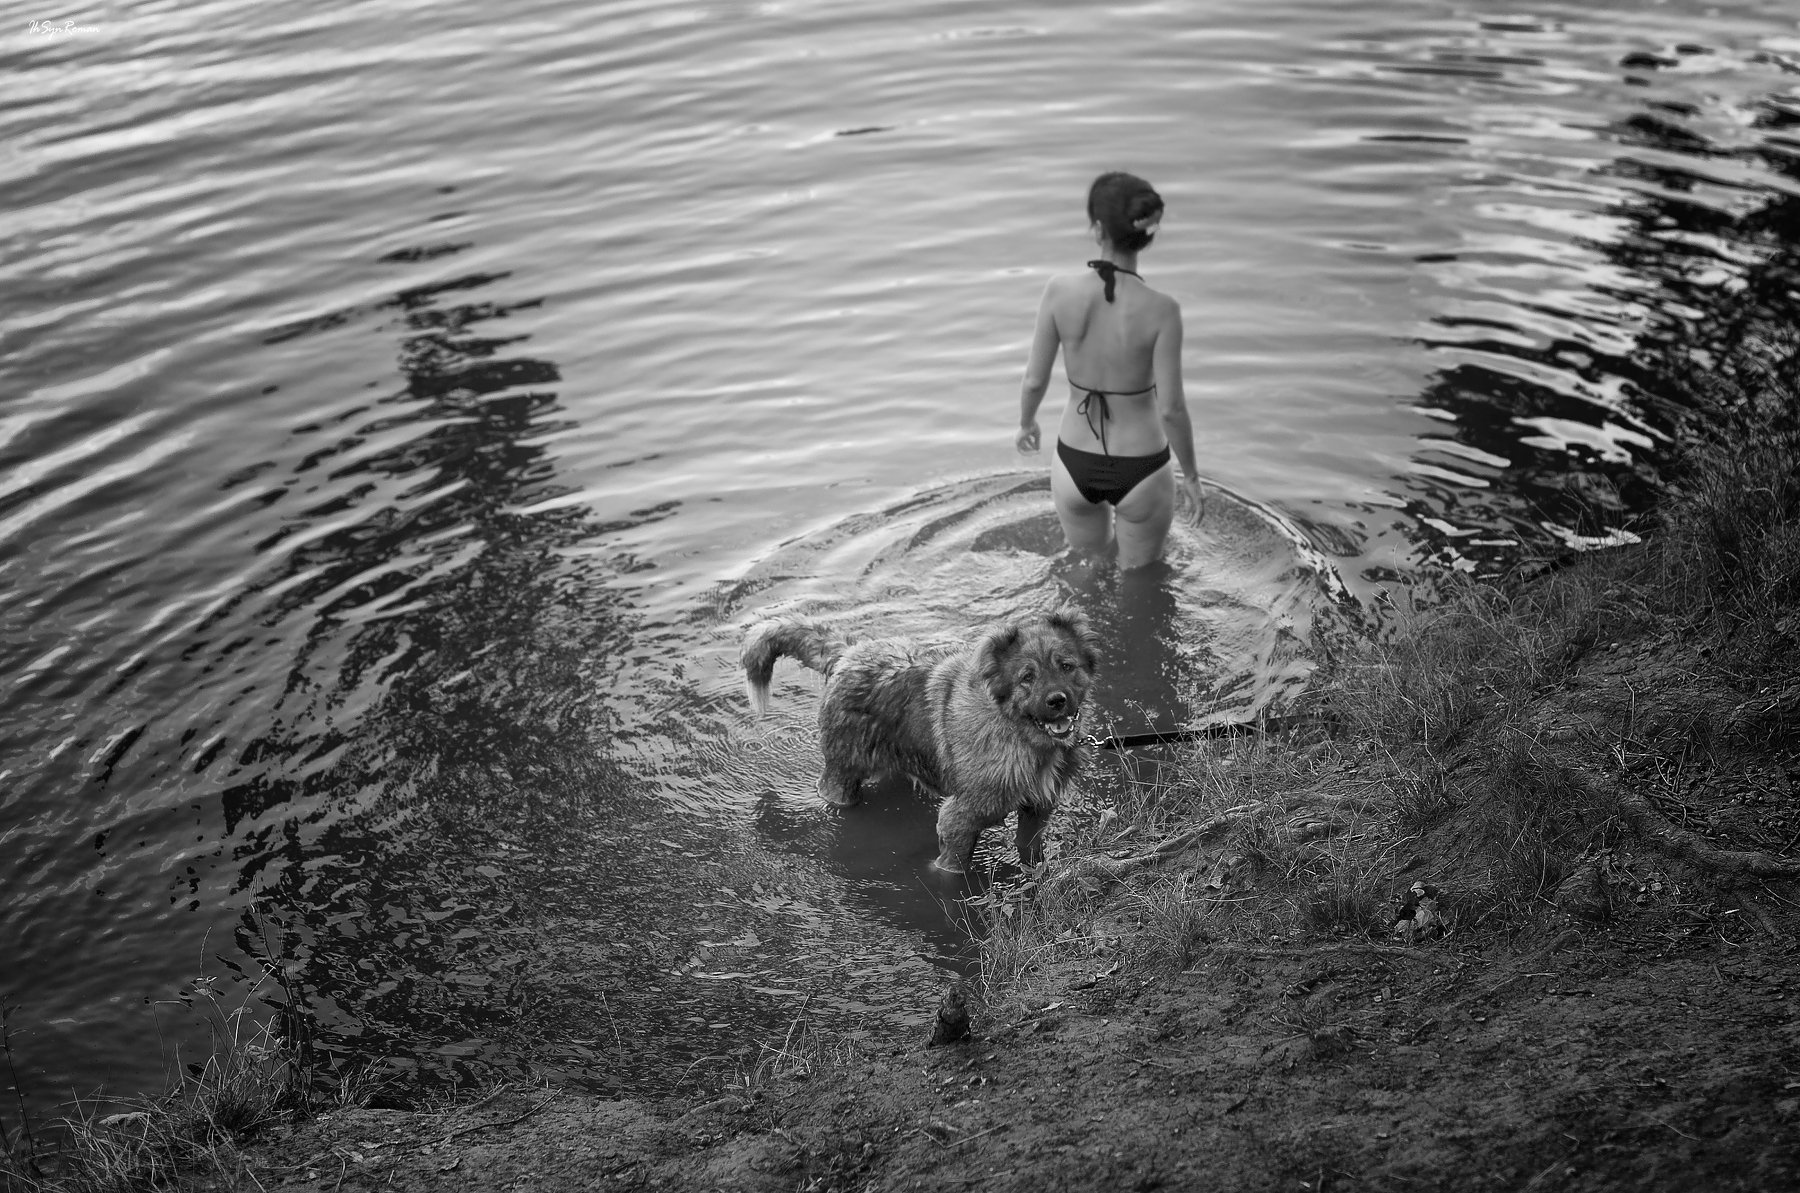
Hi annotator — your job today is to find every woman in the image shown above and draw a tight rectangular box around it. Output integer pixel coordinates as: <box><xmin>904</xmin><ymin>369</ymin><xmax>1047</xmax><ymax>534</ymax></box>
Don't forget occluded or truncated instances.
<box><xmin>1016</xmin><ymin>171</ymin><xmax>1203</xmax><ymax>570</ymax></box>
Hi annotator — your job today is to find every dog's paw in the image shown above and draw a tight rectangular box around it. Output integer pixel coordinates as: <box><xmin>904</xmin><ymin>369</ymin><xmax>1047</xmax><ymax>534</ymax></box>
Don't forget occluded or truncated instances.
<box><xmin>816</xmin><ymin>777</ymin><xmax>862</xmax><ymax>807</ymax></box>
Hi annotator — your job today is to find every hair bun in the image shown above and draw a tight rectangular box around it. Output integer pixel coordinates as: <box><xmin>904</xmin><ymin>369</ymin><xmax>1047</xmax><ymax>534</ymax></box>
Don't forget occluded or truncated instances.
<box><xmin>1089</xmin><ymin>172</ymin><xmax>1165</xmax><ymax>252</ymax></box>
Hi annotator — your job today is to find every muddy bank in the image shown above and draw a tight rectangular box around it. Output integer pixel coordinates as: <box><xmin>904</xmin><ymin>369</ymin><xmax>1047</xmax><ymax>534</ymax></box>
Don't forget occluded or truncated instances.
<box><xmin>236</xmin><ymin>604</ymin><xmax>1800</xmax><ymax>1192</ymax></box>
<box><xmin>244</xmin><ymin>925</ymin><xmax>1800</xmax><ymax>1192</ymax></box>
<box><xmin>228</xmin><ymin>383</ymin><xmax>1800</xmax><ymax>1192</ymax></box>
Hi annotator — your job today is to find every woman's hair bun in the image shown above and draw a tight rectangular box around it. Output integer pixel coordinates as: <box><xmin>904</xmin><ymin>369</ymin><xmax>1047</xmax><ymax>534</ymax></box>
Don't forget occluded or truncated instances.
<box><xmin>1088</xmin><ymin>172</ymin><xmax>1164</xmax><ymax>252</ymax></box>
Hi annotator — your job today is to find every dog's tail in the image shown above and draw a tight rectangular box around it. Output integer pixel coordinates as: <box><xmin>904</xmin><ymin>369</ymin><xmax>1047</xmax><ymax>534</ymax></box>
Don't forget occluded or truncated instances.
<box><xmin>741</xmin><ymin>619</ymin><xmax>849</xmax><ymax>715</ymax></box>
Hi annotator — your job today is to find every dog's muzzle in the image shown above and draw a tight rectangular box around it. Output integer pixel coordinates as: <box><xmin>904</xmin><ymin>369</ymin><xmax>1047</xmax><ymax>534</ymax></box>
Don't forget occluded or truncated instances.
<box><xmin>1036</xmin><ymin>690</ymin><xmax>1080</xmax><ymax>742</ymax></box>
<box><xmin>1038</xmin><ymin>716</ymin><xmax>1076</xmax><ymax>741</ymax></box>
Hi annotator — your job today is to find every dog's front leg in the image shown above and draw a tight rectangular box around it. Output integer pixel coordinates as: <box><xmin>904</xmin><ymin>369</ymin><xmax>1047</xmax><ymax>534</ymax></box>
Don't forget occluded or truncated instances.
<box><xmin>817</xmin><ymin>761</ymin><xmax>864</xmax><ymax>807</ymax></box>
<box><xmin>932</xmin><ymin>798</ymin><xmax>984</xmax><ymax>875</ymax></box>
<box><xmin>1016</xmin><ymin>804</ymin><xmax>1052</xmax><ymax>867</ymax></box>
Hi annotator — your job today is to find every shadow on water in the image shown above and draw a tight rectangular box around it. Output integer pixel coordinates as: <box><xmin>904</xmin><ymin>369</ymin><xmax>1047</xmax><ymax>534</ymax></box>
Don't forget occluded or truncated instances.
<box><xmin>214</xmin><ymin>254</ymin><xmax>681</xmax><ymax>1095</ymax></box>
<box><xmin>1375</xmin><ymin>41</ymin><xmax>1800</xmax><ymax>585</ymax></box>
<box><xmin>1061</xmin><ymin>559</ymin><xmax>1193</xmax><ymax>740</ymax></box>
<box><xmin>216</xmin><ymin>246</ymin><xmax>948</xmax><ymax>1103</ymax></box>
<box><xmin>752</xmin><ymin>769</ymin><xmax>988</xmax><ymax>975</ymax></box>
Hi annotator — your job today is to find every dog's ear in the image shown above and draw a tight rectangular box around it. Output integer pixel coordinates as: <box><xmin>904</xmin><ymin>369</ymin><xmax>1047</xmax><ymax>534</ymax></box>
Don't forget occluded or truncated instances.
<box><xmin>1047</xmin><ymin>606</ymin><xmax>1100</xmax><ymax>673</ymax></box>
<box><xmin>977</xmin><ymin>624</ymin><xmax>1022</xmax><ymax>703</ymax></box>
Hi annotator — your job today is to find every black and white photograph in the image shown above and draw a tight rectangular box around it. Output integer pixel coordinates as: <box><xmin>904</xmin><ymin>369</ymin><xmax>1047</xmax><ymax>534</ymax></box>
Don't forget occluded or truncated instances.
<box><xmin>3</xmin><ymin>1</ymin><xmax>1798</xmax><ymax>1189</ymax></box>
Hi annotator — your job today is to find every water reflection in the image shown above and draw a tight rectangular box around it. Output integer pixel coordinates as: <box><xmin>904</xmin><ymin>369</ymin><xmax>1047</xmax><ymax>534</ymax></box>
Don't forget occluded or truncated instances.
<box><xmin>211</xmin><ymin>247</ymin><xmax>948</xmax><ymax>1101</ymax></box>
<box><xmin>1385</xmin><ymin>40</ymin><xmax>1800</xmax><ymax>581</ymax></box>
<box><xmin>214</xmin><ymin>251</ymin><xmax>706</xmax><ymax>1096</ymax></box>
<box><xmin>1060</xmin><ymin>558</ymin><xmax>1191</xmax><ymax>740</ymax></box>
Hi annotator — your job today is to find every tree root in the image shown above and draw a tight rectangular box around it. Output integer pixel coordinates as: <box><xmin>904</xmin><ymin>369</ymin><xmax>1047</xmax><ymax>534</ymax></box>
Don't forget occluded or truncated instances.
<box><xmin>1042</xmin><ymin>804</ymin><xmax>1268</xmax><ymax>898</ymax></box>
<box><xmin>1616</xmin><ymin>788</ymin><xmax>1800</xmax><ymax>880</ymax></box>
<box><xmin>1292</xmin><ymin>792</ymin><xmax>1389</xmax><ymax>816</ymax></box>
<box><xmin>1187</xmin><ymin>942</ymin><xmax>1449</xmax><ymax>966</ymax></box>
<box><xmin>1285</xmin><ymin>818</ymin><xmax>1353</xmax><ymax>844</ymax></box>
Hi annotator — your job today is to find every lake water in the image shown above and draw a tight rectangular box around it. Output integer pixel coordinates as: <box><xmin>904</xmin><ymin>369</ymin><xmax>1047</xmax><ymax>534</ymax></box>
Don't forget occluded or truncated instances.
<box><xmin>4</xmin><ymin>0</ymin><xmax>1799</xmax><ymax>1108</ymax></box>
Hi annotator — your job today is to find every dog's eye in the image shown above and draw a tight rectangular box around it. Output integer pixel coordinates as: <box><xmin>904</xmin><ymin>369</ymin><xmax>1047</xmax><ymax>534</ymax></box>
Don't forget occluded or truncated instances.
<box><xmin>1058</xmin><ymin>659</ymin><xmax>1075</xmax><ymax>673</ymax></box>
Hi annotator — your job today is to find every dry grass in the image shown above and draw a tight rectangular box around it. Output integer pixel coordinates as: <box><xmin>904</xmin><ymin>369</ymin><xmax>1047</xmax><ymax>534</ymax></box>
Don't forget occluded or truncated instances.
<box><xmin>966</xmin><ymin>733</ymin><xmax>1411</xmax><ymax>1007</ymax></box>
<box><xmin>973</xmin><ymin>336</ymin><xmax>1798</xmax><ymax>999</ymax></box>
<box><xmin>1655</xmin><ymin>340</ymin><xmax>1800</xmax><ymax>686</ymax></box>
<box><xmin>717</xmin><ymin>999</ymin><xmax>870</xmax><ymax>1103</ymax></box>
<box><xmin>1125</xmin><ymin>873</ymin><xmax>1216</xmax><ymax>970</ymax></box>
<box><xmin>2</xmin><ymin>977</ymin><xmax>305</xmax><ymax>1193</ymax></box>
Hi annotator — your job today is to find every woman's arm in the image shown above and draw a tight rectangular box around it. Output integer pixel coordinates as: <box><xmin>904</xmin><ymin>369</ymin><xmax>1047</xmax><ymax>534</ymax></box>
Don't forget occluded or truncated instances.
<box><xmin>1016</xmin><ymin>281</ymin><xmax>1062</xmax><ymax>452</ymax></box>
<box><xmin>1153</xmin><ymin>301</ymin><xmax>1204</xmax><ymax>520</ymax></box>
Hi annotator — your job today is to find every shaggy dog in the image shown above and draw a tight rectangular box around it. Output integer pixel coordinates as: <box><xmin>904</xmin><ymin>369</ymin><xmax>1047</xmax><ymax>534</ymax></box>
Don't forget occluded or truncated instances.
<box><xmin>741</xmin><ymin>609</ymin><xmax>1098</xmax><ymax>873</ymax></box>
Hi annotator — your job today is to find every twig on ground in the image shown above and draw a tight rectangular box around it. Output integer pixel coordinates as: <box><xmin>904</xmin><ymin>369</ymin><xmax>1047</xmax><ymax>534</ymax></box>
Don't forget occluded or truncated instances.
<box><xmin>947</xmin><ymin>1123</ymin><xmax>1006</xmax><ymax>1148</ymax></box>
<box><xmin>600</xmin><ymin>992</ymin><xmax>626</xmax><ymax>1057</ymax></box>
<box><xmin>1042</xmin><ymin>808</ymin><xmax>1269</xmax><ymax>898</ymax></box>
<box><xmin>438</xmin><ymin>1095</ymin><xmax>558</xmax><ymax>1145</ymax></box>
<box><xmin>1187</xmin><ymin>942</ymin><xmax>1451</xmax><ymax>967</ymax></box>
<box><xmin>1645</xmin><ymin>1112</ymin><xmax>1697</xmax><ymax>1140</ymax></box>
<box><xmin>446</xmin><ymin>1083</ymin><xmax>513</xmax><ymax>1118</ymax></box>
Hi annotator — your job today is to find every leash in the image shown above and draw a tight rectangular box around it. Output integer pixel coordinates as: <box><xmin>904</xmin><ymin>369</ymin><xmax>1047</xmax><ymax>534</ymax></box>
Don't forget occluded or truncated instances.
<box><xmin>1090</xmin><ymin>714</ymin><xmax>1308</xmax><ymax>752</ymax></box>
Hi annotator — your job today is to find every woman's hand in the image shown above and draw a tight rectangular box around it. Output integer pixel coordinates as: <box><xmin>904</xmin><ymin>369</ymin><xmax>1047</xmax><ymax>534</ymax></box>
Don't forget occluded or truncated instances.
<box><xmin>1016</xmin><ymin>420</ymin><xmax>1041</xmax><ymax>454</ymax></box>
<box><xmin>1176</xmin><ymin>475</ymin><xmax>1205</xmax><ymax>525</ymax></box>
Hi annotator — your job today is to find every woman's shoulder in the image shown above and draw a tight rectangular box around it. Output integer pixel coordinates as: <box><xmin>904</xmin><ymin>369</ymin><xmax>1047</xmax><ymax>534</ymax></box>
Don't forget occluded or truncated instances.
<box><xmin>1140</xmin><ymin>282</ymin><xmax>1183</xmax><ymax>319</ymax></box>
<box><xmin>1037</xmin><ymin>271</ymin><xmax>1097</xmax><ymax>315</ymax></box>
<box><xmin>1041</xmin><ymin>270</ymin><xmax>1180</xmax><ymax>318</ymax></box>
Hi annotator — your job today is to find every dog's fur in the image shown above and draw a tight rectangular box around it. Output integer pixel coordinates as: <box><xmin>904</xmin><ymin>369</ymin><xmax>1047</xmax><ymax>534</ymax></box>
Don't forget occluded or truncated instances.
<box><xmin>741</xmin><ymin>610</ymin><xmax>1098</xmax><ymax>873</ymax></box>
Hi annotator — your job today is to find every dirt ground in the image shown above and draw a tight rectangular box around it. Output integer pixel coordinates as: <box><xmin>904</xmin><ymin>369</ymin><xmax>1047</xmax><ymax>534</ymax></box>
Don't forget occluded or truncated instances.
<box><xmin>237</xmin><ymin>606</ymin><xmax>1800</xmax><ymax>1192</ymax></box>
<box><xmin>245</xmin><ymin>909</ymin><xmax>1800</xmax><ymax>1192</ymax></box>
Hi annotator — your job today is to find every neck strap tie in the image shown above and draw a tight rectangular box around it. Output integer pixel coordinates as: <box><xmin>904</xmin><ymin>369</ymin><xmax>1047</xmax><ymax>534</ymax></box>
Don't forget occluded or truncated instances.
<box><xmin>1086</xmin><ymin>259</ymin><xmax>1141</xmax><ymax>302</ymax></box>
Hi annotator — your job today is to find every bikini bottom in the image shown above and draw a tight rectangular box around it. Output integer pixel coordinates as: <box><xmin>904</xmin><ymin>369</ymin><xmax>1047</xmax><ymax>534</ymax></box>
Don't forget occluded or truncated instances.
<box><xmin>1055</xmin><ymin>440</ymin><xmax>1171</xmax><ymax>507</ymax></box>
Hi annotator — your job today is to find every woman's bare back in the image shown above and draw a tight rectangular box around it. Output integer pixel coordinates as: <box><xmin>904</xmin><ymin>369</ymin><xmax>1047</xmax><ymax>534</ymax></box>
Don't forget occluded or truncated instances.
<box><xmin>1047</xmin><ymin>268</ymin><xmax>1176</xmax><ymax>457</ymax></box>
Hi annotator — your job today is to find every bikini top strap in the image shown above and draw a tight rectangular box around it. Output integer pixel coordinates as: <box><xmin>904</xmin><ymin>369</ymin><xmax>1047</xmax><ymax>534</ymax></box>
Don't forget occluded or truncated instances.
<box><xmin>1086</xmin><ymin>259</ymin><xmax>1141</xmax><ymax>303</ymax></box>
<box><xmin>1070</xmin><ymin>379</ymin><xmax>1157</xmax><ymax>458</ymax></box>
<box><xmin>1075</xmin><ymin>390</ymin><xmax>1111</xmax><ymax>455</ymax></box>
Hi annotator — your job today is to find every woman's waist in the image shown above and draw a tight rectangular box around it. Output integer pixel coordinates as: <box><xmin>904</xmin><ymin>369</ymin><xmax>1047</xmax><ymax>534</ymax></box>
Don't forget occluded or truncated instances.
<box><xmin>1054</xmin><ymin>416</ymin><xmax>1169</xmax><ymax>458</ymax></box>
<box><xmin>1059</xmin><ymin>374</ymin><xmax>1165</xmax><ymax>454</ymax></box>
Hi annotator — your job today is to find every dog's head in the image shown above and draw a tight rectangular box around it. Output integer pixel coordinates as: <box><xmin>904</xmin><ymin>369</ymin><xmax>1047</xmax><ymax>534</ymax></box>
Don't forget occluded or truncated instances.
<box><xmin>976</xmin><ymin>608</ymin><xmax>1099</xmax><ymax>746</ymax></box>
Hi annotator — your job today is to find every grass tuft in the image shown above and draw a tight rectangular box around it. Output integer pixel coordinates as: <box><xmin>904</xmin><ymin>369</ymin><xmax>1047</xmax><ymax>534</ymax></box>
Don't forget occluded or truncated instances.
<box><xmin>1126</xmin><ymin>874</ymin><xmax>1215</xmax><ymax>970</ymax></box>
<box><xmin>2</xmin><ymin>975</ymin><xmax>306</xmax><ymax>1193</ymax></box>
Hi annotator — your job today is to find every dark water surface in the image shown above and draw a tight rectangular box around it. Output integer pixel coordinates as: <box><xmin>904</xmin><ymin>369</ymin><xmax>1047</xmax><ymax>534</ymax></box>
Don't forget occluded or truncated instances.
<box><xmin>4</xmin><ymin>0</ymin><xmax>1800</xmax><ymax>1105</ymax></box>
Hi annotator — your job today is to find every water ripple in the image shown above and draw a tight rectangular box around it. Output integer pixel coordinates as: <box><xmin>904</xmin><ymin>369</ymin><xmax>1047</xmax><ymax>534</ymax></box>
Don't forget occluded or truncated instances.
<box><xmin>6</xmin><ymin>0</ymin><xmax>1800</xmax><ymax>1109</ymax></box>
